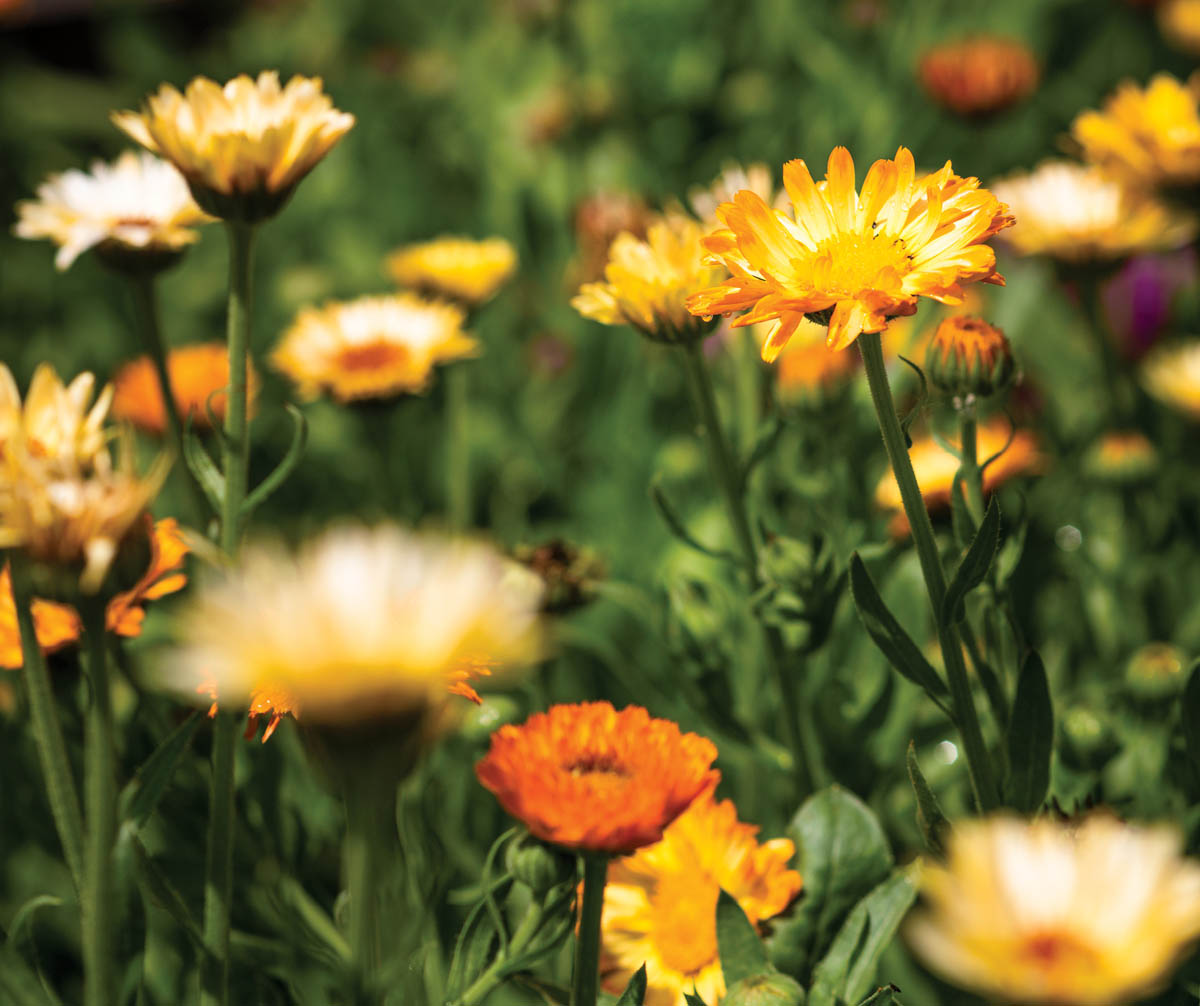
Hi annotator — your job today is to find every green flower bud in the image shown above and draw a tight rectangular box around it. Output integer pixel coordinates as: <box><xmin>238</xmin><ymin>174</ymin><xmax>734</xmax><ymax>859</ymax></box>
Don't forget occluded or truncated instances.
<box><xmin>1125</xmin><ymin>642</ymin><xmax>1187</xmax><ymax>700</ymax></box>
<box><xmin>504</xmin><ymin>831</ymin><xmax>576</xmax><ymax>894</ymax></box>
<box><xmin>925</xmin><ymin>315</ymin><xmax>1016</xmax><ymax>401</ymax></box>
<box><xmin>722</xmin><ymin>971</ymin><xmax>806</xmax><ymax>1006</ymax></box>
<box><xmin>1060</xmin><ymin>706</ymin><xmax>1119</xmax><ymax>769</ymax></box>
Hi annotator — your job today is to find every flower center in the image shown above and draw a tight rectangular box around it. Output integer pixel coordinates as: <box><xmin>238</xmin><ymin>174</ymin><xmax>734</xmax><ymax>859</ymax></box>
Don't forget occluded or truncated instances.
<box><xmin>1018</xmin><ymin>930</ymin><xmax>1097</xmax><ymax>972</ymax></box>
<box><xmin>565</xmin><ymin>754</ymin><xmax>630</xmax><ymax>778</ymax></box>
<box><xmin>649</xmin><ymin>875</ymin><xmax>719</xmax><ymax>976</ymax></box>
<box><xmin>806</xmin><ymin>231</ymin><xmax>911</xmax><ymax>296</ymax></box>
<box><xmin>115</xmin><ymin>216</ymin><xmax>159</xmax><ymax>229</ymax></box>
<box><xmin>336</xmin><ymin>341</ymin><xmax>412</xmax><ymax>372</ymax></box>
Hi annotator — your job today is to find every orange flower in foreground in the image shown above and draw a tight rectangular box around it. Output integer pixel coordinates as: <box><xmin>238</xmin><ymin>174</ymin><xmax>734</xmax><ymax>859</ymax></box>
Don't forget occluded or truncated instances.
<box><xmin>600</xmin><ymin>791</ymin><xmax>803</xmax><ymax>1006</ymax></box>
<box><xmin>476</xmin><ymin>702</ymin><xmax>719</xmax><ymax>854</ymax></box>
<box><xmin>687</xmin><ymin>147</ymin><xmax>1013</xmax><ymax>360</ymax></box>
<box><xmin>111</xmin><ymin>343</ymin><xmax>259</xmax><ymax>436</ymax></box>
<box><xmin>919</xmin><ymin>37</ymin><xmax>1039</xmax><ymax>117</ymax></box>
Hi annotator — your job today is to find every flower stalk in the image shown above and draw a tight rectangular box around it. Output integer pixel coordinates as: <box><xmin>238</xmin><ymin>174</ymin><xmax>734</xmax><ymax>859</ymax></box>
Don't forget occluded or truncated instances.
<box><xmin>445</xmin><ymin>362</ymin><xmax>470</xmax><ymax>529</ymax></box>
<box><xmin>571</xmin><ymin>855</ymin><xmax>608</xmax><ymax>1006</ymax></box>
<box><xmin>958</xmin><ymin>410</ymin><xmax>985</xmax><ymax>524</ymax></box>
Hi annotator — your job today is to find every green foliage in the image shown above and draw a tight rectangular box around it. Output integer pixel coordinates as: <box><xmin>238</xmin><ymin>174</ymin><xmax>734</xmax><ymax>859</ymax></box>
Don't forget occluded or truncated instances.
<box><xmin>1005</xmin><ymin>652</ymin><xmax>1055</xmax><ymax>814</ymax></box>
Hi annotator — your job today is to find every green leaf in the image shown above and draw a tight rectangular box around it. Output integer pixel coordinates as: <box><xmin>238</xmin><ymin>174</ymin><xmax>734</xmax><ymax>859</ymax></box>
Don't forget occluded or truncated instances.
<box><xmin>940</xmin><ymin>495</ymin><xmax>1000</xmax><ymax>627</ymax></box>
<box><xmin>717</xmin><ymin>889</ymin><xmax>770</xmax><ymax>988</ymax></box>
<box><xmin>180</xmin><ymin>425</ymin><xmax>224</xmax><ymax>511</ymax></box>
<box><xmin>808</xmin><ymin>867</ymin><xmax>919</xmax><ymax>1006</ymax></box>
<box><xmin>740</xmin><ymin>417</ymin><xmax>785</xmax><ymax>493</ymax></box>
<box><xmin>615</xmin><ymin>964</ymin><xmax>648</xmax><ymax>1006</ymax></box>
<box><xmin>856</xmin><ymin>985</ymin><xmax>903</xmax><ymax>1006</ymax></box>
<box><xmin>769</xmin><ymin>786</ymin><xmax>893</xmax><ymax>981</ymax></box>
<box><xmin>241</xmin><ymin>403</ymin><xmax>308</xmax><ymax>524</ymax></box>
<box><xmin>949</xmin><ymin>474</ymin><xmax>976</xmax><ymax>551</ymax></box>
<box><xmin>994</xmin><ymin>519</ymin><xmax>1028</xmax><ymax>586</ymax></box>
<box><xmin>1005</xmin><ymin>651</ymin><xmax>1054</xmax><ymax>813</ymax></box>
<box><xmin>650</xmin><ymin>483</ymin><xmax>740</xmax><ymax>564</ymax></box>
<box><xmin>905</xmin><ymin>742</ymin><xmax>949</xmax><ymax>859</ymax></box>
<box><xmin>683</xmin><ymin>994</ymin><xmax>709</xmax><ymax>1006</ymax></box>
<box><xmin>1182</xmin><ymin>660</ymin><xmax>1200</xmax><ymax>781</ymax></box>
<box><xmin>0</xmin><ymin>944</ymin><xmax>60</xmax><ymax>1006</ymax></box>
<box><xmin>849</xmin><ymin>554</ymin><xmax>949</xmax><ymax>710</ymax></box>
<box><xmin>4</xmin><ymin>895</ymin><xmax>62</xmax><ymax>950</ymax></box>
<box><xmin>119</xmin><ymin>712</ymin><xmax>203</xmax><ymax>829</ymax></box>
<box><xmin>129</xmin><ymin>835</ymin><xmax>206</xmax><ymax>956</ymax></box>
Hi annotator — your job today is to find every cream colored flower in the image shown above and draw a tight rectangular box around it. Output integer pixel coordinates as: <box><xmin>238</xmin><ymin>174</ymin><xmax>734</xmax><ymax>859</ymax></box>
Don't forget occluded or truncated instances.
<box><xmin>688</xmin><ymin>162</ymin><xmax>782</xmax><ymax>228</ymax></box>
<box><xmin>991</xmin><ymin>162</ymin><xmax>1194</xmax><ymax>262</ymax></box>
<box><xmin>907</xmin><ymin>815</ymin><xmax>1200</xmax><ymax>1006</ymax></box>
<box><xmin>14</xmin><ymin>151</ymin><xmax>210</xmax><ymax>270</ymax></box>
<box><xmin>0</xmin><ymin>363</ymin><xmax>113</xmax><ymax>473</ymax></box>
<box><xmin>271</xmin><ymin>293</ymin><xmax>478</xmax><ymax>402</ymax></box>
<box><xmin>1141</xmin><ymin>339</ymin><xmax>1200</xmax><ymax>418</ymax></box>
<box><xmin>386</xmin><ymin>236</ymin><xmax>518</xmax><ymax>306</ymax></box>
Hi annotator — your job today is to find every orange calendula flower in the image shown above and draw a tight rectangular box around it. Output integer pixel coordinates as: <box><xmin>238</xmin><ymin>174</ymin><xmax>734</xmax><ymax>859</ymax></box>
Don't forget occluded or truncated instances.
<box><xmin>925</xmin><ymin>315</ymin><xmax>1016</xmax><ymax>400</ymax></box>
<box><xmin>918</xmin><ymin>36</ymin><xmax>1039</xmax><ymax>117</ymax></box>
<box><xmin>475</xmin><ymin>701</ymin><xmax>719</xmax><ymax>854</ymax></box>
<box><xmin>770</xmin><ymin>319</ymin><xmax>859</xmax><ymax>405</ymax></box>
<box><xmin>111</xmin><ymin>342</ymin><xmax>259</xmax><ymax>436</ymax></box>
<box><xmin>600</xmin><ymin>791</ymin><xmax>803</xmax><ymax>1006</ymax></box>
<box><xmin>386</xmin><ymin>236</ymin><xmax>518</xmax><ymax>306</ymax></box>
<box><xmin>687</xmin><ymin>147</ymin><xmax>1013</xmax><ymax>360</ymax></box>
<box><xmin>1084</xmin><ymin>430</ymin><xmax>1156</xmax><ymax>482</ymax></box>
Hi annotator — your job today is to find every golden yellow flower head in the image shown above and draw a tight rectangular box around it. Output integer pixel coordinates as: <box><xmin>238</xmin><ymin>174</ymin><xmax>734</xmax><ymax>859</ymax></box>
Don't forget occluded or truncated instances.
<box><xmin>991</xmin><ymin>162</ymin><xmax>1195</xmax><ymax>262</ymax></box>
<box><xmin>925</xmin><ymin>315</ymin><xmax>1016</xmax><ymax>401</ymax></box>
<box><xmin>687</xmin><ymin>147</ymin><xmax>1014</xmax><ymax>360</ymax></box>
<box><xmin>14</xmin><ymin>151</ymin><xmax>211</xmax><ymax>272</ymax></box>
<box><xmin>385</xmin><ymin>236</ymin><xmax>518</xmax><ymax>306</ymax></box>
<box><xmin>169</xmin><ymin>525</ymin><xmax>544</xmax><ymax>726</ymax></box>
<box><xmin>573</xmin><ymin>212</ymin><xmax>727</xmax><ymax>344</ymax></box>
<box><xmin>112</xmin><ymin>71</ymin><xmax>355</xmax><ymax>221</ymax></box>
<box><xmin>1071</xmin><ymin>74</ymin><xmax>1200</xmax><ymax>190</ymax></box>
<box><xmin>599</xmin><ymin>790</ymin><xmax>803</xmax><ymax>1006</ymax></box>
<box><xmin>907</xmin><ymin>814</ymin><xmax>1200</xmax><ymax>1006</ymax></box>
<box><xmin>0</xmin><ymin>363</ymin><xmax>113</xmax><ymax>472</ymax></box>
<box><xmin>1141</xmin><ymin>339</ymin><xmax>1200</xmax><ymax>418</ymax></box>
<box><xmin>272</xmin><ymin>293</ymin><xmax>477</xmax><ymax>403</ymax></box>
<box><xmin>1160</xmin><ymin>0</ymin><xmax>1200</xmax><ymax>55</ymax></box>
<box><xmin>918</xmin><ymin>36</ymin><xmax>1039</xmax><ymax>117</ymax></box>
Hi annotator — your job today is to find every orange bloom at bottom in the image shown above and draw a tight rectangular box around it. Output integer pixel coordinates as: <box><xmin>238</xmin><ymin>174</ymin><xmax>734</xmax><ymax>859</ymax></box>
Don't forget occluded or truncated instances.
<box><xmin>475</xmin><ymin>702</ymin><xmax>719</xmax><ymax>854</ymax></box>
<box><xmin>600</xmin><ymin>792</ymin><xmax>803</xmax><ymax>1006</ymax></box>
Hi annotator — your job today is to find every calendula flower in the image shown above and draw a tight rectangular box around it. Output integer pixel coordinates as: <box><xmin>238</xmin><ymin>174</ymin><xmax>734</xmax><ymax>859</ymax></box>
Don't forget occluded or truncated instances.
<box><xmin>990</xmin><ymin>162</ymin><xmax>1194</xmax><ymax>262</ymax></box>
<box><xmin>689</xmin><ymin>163</ymin><xmax>781</xmax><ymax>227</ymax></box>
<box><xmin>572</xmin><ymin>191</ymin><xmax>651</xmax><ymax>284</ymax></box>
<box><xmin>385</xmin><ymin>236</ymin><xmax>518</xmax><ymax>306</ymax></box>
<box><xmin>271</xmin><ymin>293</ymin><xmax>477</xmax><ymax>403</ymax></box>
<box><xmin>600</xmin><ymin>791</ymin><xmax>802</xmax><ymax>1006</ymax></box>
<box><xmin>111</xmin><ymin>342</ymin><xmax>259</xmax><ymax>436</ymax></box>
<box><xmin>688</xmin><ymin>147</ymin><xmax>1013</xmax><ymax>360</ymax></box>
<box><xmin>875</xmin><ymin>419</ymin><xmax>1040</xmax><ymax>536</ymax></box>
<box><xmin>13</xmin><ymin>151</ymin><xmax>211</xmax><ymax>272</ymax></box>
<box><xmin>170</xmin><ymin>525</ymin><xmax>543</xmax><ymax>726</ymax></box>
<box><xmin>925</xmin><ymin>316</ymin><xmax>1016</xmax><ymax>400</ymax></box>
<box><xmin>918</xmin><ymin>37</ymin><xmax>1039</xmax><ymax>117</ymax></box>
<box><xmin>0</xmin><ymin>568</ymin><xmax>82</xmax><ymax>668</ymax></box>
<box><xmin>907</xmin><ymin>815</ymin><xmax>1200</xmax><ymax>1005</ymax></box>
<box><xmin>1083</xmin><ymin>430</ymin><xmax>1156</xmax><ymax>482</ymax></box>
<box><xmin>1071</xmin><ymin>74</ymin><xmax>1200</xmax><ymax>190</ymax></box>
<box><xmin>0</xmin><ymin>363</ymin><xmax>113</xmax><ymax>473</ymax></box>
<box><xmin>112</xmin><ymin>71</ymin><xmax>355</xmax><ymax>221</ymax></box>
<box><xmin>475</xmin><ymin>701</ymin><xmax>719</xmax><ymax>854</ymax></box>
<box><xmin>1141</xmin><ymin>339</ymin><xmax>1200</xmax><ymax>417</ymax></box>
<box><xmin>771</xmin><ymin>319</ymin><xmax>859</xmax><ymax>405</ymax></box>
<box><xmin>573</xmin><ymin>213</ymin><xmax>727</xmax><ymax>343</ymax></box>
<box><xmin>1160</xmin><ymin>0</ymin><xmax>1200</xmax><ymax>54</ymax></box>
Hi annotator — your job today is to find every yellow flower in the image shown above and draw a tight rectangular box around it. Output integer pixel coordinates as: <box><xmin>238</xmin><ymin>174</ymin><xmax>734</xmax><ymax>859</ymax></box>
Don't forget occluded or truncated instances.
<box><xmin>918</xmin><ymin>36</ymin><xmax>1039</xmax><ymax>117</ymax></box>
<box><xmin>687</xmin><ymin>147</ymin><xmax>1013</xmax><ymax>360</ymax></box>
<box><xmin>1071</xmin><ymin>74</ymin><xmax>1200</xmax><ymax>190</ymax></box>
<box><xmin>1141</xmin><ymin>339</ymin><xmax>1200</xmax><ymax>418</ymax></box>
<box><xmin>770</xmin><ymin>319</ymin><xmax>859</xmax><ymax>405</ymax></box>
<box><xmin>599</xmin><ymin>790</ymin><xmax>803</xmax><ymax>1006</ymax></box>
<box><xmin>0</xmin><ymin>363</ymin><xmax>113</xmax><ymax>472</ymax></box>
<box><xmin>271</xmin><ymin>293</ymin><xmax>478</xmax><ymax>403</ymax></box>
<box><xmin>1160</xmin><ymin>0</ymin><xmax>1200</xmax><ymax>55</ymax></box>
<box><xmin>907</xmin><ymin>815</ymin><xmax>1200</xmax><ymax>1005</ymax></box>
<box><xmin>169</xmin><ymin>525</ymin><xmax>544</xmax><ymax>725</ymax></box>
<box><xmin>112</xmin><ymin>71</ymin><xmax>355</xmax><ymax>220</ymax></box>
<box><xmin>14</xmin><ymin>151</ymin><xmax>211</xmax><ymax>271</ymax></box>
<box><xmin>991</xmin><ymin>162</ymin><xmax>1195</xmax><ymax>262</ymax></box>
<box><xmin>1083</xmin><ymin>430</ymin><xmax>1156</xmax><ymax>482</ymax></box>
<box><xmin>573</xmin><ymin>212</ymin><xmax>727</xmax><ymax>343</ymax></box>
<box><xmin>386</xmin><ymin>236</ymin><xmax>518</xmax><ymax>306</ymax></box>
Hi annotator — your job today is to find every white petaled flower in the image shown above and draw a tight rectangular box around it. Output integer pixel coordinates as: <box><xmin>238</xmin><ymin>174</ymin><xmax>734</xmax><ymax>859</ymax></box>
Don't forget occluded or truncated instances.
<box><xmin>14</xmin><ymin>151</ymin><xmax>211</xmax><ymax>270</ymax></box>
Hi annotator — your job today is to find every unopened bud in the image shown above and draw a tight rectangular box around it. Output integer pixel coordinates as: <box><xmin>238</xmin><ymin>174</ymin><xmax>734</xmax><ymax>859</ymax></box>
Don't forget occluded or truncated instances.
<box><xmin>505</xmin><ymin>831</ymin><xmax>576</xmax><ymax>894</ymax></box>
<box><xmin>1125</xmin><ymin>642</ymin><xmax>1187</xmax><ymax>701</ymax></box>
<box><xmin>722</xmin><ymin>971</ymin><xmax>805</xmax><ymax>1006</ymax></box>
<box><xmin>925</xmin><ymin>316</ymin><xmax>1015</xmax><ymax>401</ymax></box>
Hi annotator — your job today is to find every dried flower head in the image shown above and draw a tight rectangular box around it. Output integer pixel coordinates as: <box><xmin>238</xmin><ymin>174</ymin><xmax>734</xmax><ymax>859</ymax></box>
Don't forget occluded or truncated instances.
<box><xmin>919</xmin><ymin>37</ymin><xmax>1039</xmax><ymax>117</ymax></box>
<box><xmin>386</xmin><ymin>236</ymin><xmax>518</xmax><ymax>306</ymax></box>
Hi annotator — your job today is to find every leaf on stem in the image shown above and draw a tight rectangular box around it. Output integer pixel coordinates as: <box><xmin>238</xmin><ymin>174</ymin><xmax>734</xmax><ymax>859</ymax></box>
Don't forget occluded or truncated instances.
<box><xmin>181</xmin><ymin>425</ymin><xmax>224</xmax><ymax>511</ymax></box>
<box><xmin>940</xmin><ymin>495</ymin><xmax>1000</xmax><ymax>627</ymax></box>
<box><xmin>614</xmin><ymin>964</ymin><xmax>648</xmax><ymax>1005</ymax></box>
<box><xmin>240</xmin><ymin>403</ymin><xmax>308</xmax><ymax>524</ymax></box>
<box><xmin>717</xmin><ymin>889</ymin><xmax>770</xmax><ymax>987</ymax></box>
<box><xmin>119</xmin><ymin>711</ymin><xmax>203</xmax><ymax>830</ymax></box>
<box><xmin>1005</xmin><ymin>650</ymin><xmax>1054</xmax><ymax>813</ymax></box>
<box><xmin>906</xmin><ymin>742</ymin><xmax>949</xmax><ymax>859</ymax></box>
<box><xmin>650</xmin><ymin>482</ymin><xmax>741</xmax><ymax>564</ymax></box>
<box><xmin>1182</xmin><ymin>660</ymin><xmax>1200</xmax><ymax>782</ymax></box>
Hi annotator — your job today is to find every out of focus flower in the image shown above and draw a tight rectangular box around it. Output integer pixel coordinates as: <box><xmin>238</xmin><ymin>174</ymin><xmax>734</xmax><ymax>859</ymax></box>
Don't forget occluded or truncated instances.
<box><xmin>907</xmin><ymin>815</ymin><xmax>1200</xmax><ymax>1005</ymax></box>
<box><xmin>111</xmin><ymin>342</ymin><xmax>259</xmax><ymax>436</ymax></box>
<box><xmin>476</xmin><ymin>701</ymin><xmax>719</xmax><ymax>854</ymax></box>
<box><xmin>991</xmin><ymin>162</ymin><xmax>1194</xmax><ymax>262</ymax></box>
<box><xmin>1141</xmin><ymin>339</ymin><xmax>1200</xmax><ymax>417</ymax></box>
<box><xmin>513</xmin><ymin>539</ymin><xmax>604</xmax><ymax>614</ymax></box>
<box><xmin>573</xmin><ymin>213</ymin><xmax>725</xmax><ymax>343</ymax></box>
<box><xmin>1083</xmin><ymin>430</ymin><xmax>1157</xmax><ymax>482</ymax></box>
<box><xmin>112</xmin><ymin>71</ymin><xmax>355</xmax><ymax>221</ymax></box>
<box><xmin>1102</xmin><ymin>250</ymin><xmax>1195</xmax><ymax>358</ymax></box>
<box><xmin>688</xmin><ymin>147</ymin><xmax>1013</xmax><ymax>360</ymax></box>
<box><xmin>386</xmin><ymin>236</ymin><xmax>518</xmax><ymax>306</ymax></box>
<box><xmin>272</xmin><ymin>294</ymin><xmax>477</xmax><ymax>403</ymax></box>
<box><xmin>1072</xmin><ymin>74</ymin><xmax>1200</xmax><ymax>190</ymax></box>
<box><xmin>0</xmin><ymin>568</ymin><xmax>81</xmax><ymax>667</ymax></box>
<box><xmin>0</xmin><ymin>364</ymin><xmax>115</xmax><ymax>473</ymax></box>
<box><xmin>918</xmin><ymin>36</ymin><xmax>1039</xmax><ymax>117</ymax></box>
<box><xmin>172</xmin><ymin>525</ymin><xmax>543</xmax><ymax>726</ymax></box>
<box><xmin>14</xmin><ymin>151</ymin><xmax>211</xmax><ymax>271</ymax></box>
<box><xmin>770</xmin><ymin>319</ymin><xmax>859</xmax><ymax>405</ymax></box>
<box><xmin>925</xmin><ymin>316</ymin><xmax>1015</xmax><ymax>401</ymax></box>
<box><xmin>688</xmin><ymin>162</ymin><xmax>780</xmax><ymax>227</ymax></box>
<box><xmin>1160</xmin><ymin>0</ymin><xmax>1200</xmax><ymax>55</ymax></box>
<box><xmin>1126</xmin><ymin>642</ymin><xmax>1187</xmax><ymax>699</ymax></box>
<box><xmin>572</xmin><ymin>191</ymin><xmax>651</xmax><ymax>284</ymax></box>
<box><xmin>599</xmin><ymin>791</ymin><xmax>802</xmax><ymax>1006</ymax></box>
<box><xmin>875</xmin><ymin>418</ymin><xmax>1040</xmax><ymax>535</ymax></box>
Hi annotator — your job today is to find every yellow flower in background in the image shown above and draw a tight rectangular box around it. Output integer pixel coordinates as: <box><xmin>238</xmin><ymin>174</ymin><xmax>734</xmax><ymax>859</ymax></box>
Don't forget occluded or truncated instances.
<box><xmin>112</xmin><ymin>71</ymin><xmax>355</xmax><ymax>219</ymax></box>
<box><xmin>991</xmin><ymin>162</ymin><xmax>1195</xmax><ymax>262</ymax></box>
<box><xmin>769</xmin><ymin>318</ymin><xmax>859</xmax><ymax>405</ymax></box>
<box><xmin>13</xmin><ymin>151</ymin><xmax>211</xmax><ymax>271</ymax></box>
<box><xmin>271</xmin><ymin>293</ymin><xmax>478</xmax><ymax>403</ymax></box>
<box><xmin>687</xmin><ymin>147</ymin><xmax>1013</xmax><ymax>360</ymax></box>
<box><xmin>1160</xmin><ymin>0</ymin><xmax>1200</xmax><ymax>55</ymax></box>
<box><xmin>907</xmin><ymin>815</ymin><xmax>1200</xmax><ymax>1005</ymax></box>
<box><xmin>918</xmin><ymin>36</ymin><xmax>1040</xmax><ymax>117</ymax></box>
<box><xmin>599</xmin><ymin>790</ymin><xmax>803</xmax><ymax>1006</ymax></box>
<box><xmin>573</xmin><ymin>212</ymin><xmax>726</xmax><ymax>343</ymax></box>
<box><xmin>0</xmin><ymin>363</ymin><xmax>113</xmax><ymax>473</ymax></box>
<box><xmin>170</xmin><ymin>525</ymin><xmax>544</xmax><ymax>725</ymax></box>
<box><xmin>1071</xmin><ymin>74</ymin><xmax>1200</xmax><ymax>190</ymax></box>
<box><xmin>1141</xmin><ymin>339</ymin><xmax>1200</xmax><ymax>418</ymax></box>
<box><xmin>1083</xmin><ymin>430</ymin><xmax>1157</xmax><ymax>482</ymax></box>
<box><xmin>386</xmin><ymin>236</ymin><xmax>518</xmax><ymax>306</ymax></box>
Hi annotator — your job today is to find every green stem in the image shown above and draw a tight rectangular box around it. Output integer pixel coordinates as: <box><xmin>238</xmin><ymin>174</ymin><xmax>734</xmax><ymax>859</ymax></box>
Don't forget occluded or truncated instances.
<box><xmin>9</xmin><ymin>554</ymin><xmax>85</xmax><ymax>892</ymax></box>
<box><xmin>344</xmin><ymin>792</ymin><xmax>390</xmax><ymax>1000</ymax></box>
<box><xmin>80</xmin><ymin>599</ymin><xmax>116</xmax><ymax>1006</ymax></box>
<box><xmin>570</xmin><ymin>856</ymin><xmax>607</xmax><ymax>1006</ymax></box>
<box><xmin>958</xmin><ymin>411</ymin><xmax>985</xmax><ymax>525</ymax></box>
<box><xmin>218</xmin><ymin>221</ymin><xmax>256</xmax><ymax>555</ymax></box>
<box><xmin>445</xmin><ymin>363</ymin><xmax>471</xmax><ymax>529</ymax></box>
<box><xmin>858</xmin><ymin>331</ymin><xmax>1000</xmax><ymax>812</ymax></box>
<box><xmin>453</xmin><ymin>899</ymin><xmax>548</xmax><ymax>1006</ymax></box>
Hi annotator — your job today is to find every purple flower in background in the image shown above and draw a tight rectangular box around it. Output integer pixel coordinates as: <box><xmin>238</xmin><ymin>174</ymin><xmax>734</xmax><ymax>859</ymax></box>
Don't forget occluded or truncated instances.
<box><xmin>1102</xmin><ymin>249</ymin><xmax>1195</xmax><ymax>359</ymax></box>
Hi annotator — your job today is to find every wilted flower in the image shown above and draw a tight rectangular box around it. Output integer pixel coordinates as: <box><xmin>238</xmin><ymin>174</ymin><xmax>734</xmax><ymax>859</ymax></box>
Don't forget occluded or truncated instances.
<box><xmin>271</xmin><ymin>294</ymin><xmax>477</xmax><ymax>402</ymax></box>
<box><xmin>925</xmin><ymin>316</ymin><xmax>1016</xmax><ymax>401</ymax></box>
<box><xmin>919</xmin><ymin>36</ymin><xmax>1039</xmax><ymax>117</ymax></box>
<box><xmin>476</xmin><ymin>701</ymin><xmax>719</xmax><ymax>854</ymax></box>
<box><xmin>687</xmin><ymin>147</ymin><xmax>1013</xmax><ymax>359</ymax></box>
<box><xmin>14</xmin><ymin>151</ymin><xmax>211</xmax><ymax>271</ymax></box>
<box><xmin>1141</xmin><ymin>339</ymin><xmax>1200</xmax><ymax>418</ymax></box>
<box><xmin>599</xmin><ymin>791</ymin><xmax>802</xmax><ymax>1006</ymax></box>
<box><xmin>386</xmin><ymin>236</ymin><xmax>518</xmax><ymax>306</ymax></box>
<box><xmin>907</xmin><ymin>815</ymin><xmax>1200</xmax><ymax>1005</ymax></box>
